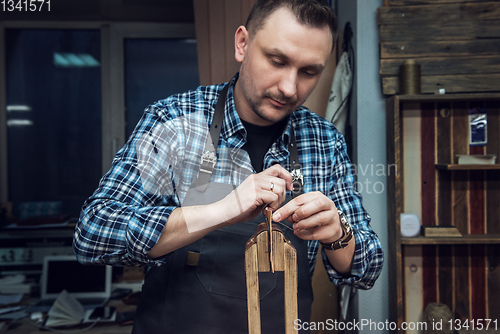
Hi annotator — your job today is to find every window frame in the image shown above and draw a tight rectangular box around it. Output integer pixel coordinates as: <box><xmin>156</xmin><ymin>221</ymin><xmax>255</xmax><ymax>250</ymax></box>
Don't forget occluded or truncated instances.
<box><xmin>0</xmin><ymin>21</ymin><xmax>196</xmax><ymax>204</ymax></box>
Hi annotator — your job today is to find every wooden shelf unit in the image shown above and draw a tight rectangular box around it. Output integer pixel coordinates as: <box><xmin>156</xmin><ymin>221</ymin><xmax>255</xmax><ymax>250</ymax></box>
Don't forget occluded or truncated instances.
<box><xmin>402</xmin><ymin>234</ymin><xmax>500</xmax><ymax>245</ymax></box>
<box><xmin>386</xmin><ymin>93</ymin><xmax>500</xmax><ymax>333</ymax></box>
<box><xmin>435</xmin><ymin>164</ymin><xmax>500</xmax><ymax>171</ymax></box>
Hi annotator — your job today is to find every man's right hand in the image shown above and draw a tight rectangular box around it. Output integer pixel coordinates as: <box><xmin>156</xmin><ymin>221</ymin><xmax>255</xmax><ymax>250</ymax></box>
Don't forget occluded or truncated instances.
<box><xmin>148</xmin><ymin>164</ymin><xmax>293</xmax><ymax>258</ymax></box>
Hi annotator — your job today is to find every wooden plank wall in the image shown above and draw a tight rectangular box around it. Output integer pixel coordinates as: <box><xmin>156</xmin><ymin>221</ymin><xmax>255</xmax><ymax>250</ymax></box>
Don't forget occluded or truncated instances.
<box><xmin>193</xmin><ymin>0</ymin><xmax>256</xmax><ymax>86</ymax></box>
<box><xmin>378</xmin><ymin>0</ymin><xmax>500</xmax><ymax>95</ymax></box>
<box><xmin>402</xmin><ymin>100</ymin><xmax>500</xmax><ymax>325</ymax></box>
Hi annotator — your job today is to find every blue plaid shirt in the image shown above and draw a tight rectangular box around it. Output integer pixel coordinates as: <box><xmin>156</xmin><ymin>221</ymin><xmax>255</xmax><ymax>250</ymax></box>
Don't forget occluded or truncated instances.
<box><xmin>73</xmin><ymin>74</ymin><xmax>383</xmax><ymax>290</ymax></box>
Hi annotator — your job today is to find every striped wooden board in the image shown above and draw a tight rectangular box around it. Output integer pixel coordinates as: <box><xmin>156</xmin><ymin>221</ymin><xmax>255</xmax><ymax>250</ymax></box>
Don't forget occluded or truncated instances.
<box><xmin>378</xmin><ymin>1</ymin><xmax>500</xmax><ymax>95</ymax></box>
<box><xmin>402</xmin><ymin>103</ymin><xmax>424</xmax><ymax>333</ymax></box>
<box><xmin>194</xmin><ymin>0</ymin><xmax>257</xmax><ymax>86</ymax></box>
<box><xmin>387</xmin><ymin>94</ymin><xmax>500</xmax><ymax>333</ymax></box>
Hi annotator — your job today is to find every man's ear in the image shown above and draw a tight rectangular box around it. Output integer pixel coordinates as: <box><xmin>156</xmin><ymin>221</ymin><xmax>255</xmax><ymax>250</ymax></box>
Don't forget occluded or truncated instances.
<box><xmin>234</xmin><ymin>26</ymin><xmax>249</xmax><ymax>63</ymax></box>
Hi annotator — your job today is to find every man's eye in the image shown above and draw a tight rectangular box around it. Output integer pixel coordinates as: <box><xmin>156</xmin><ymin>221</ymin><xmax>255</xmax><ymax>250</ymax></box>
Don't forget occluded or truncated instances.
<box><xmin>302</xmin><ymin>69</ymin><xmax>317</xmax><ymax>77</ymax></box>
<box><xmin>271</xmin><ymin>58</ymin><xmax>284</xmax><ymax>67</ymax></box>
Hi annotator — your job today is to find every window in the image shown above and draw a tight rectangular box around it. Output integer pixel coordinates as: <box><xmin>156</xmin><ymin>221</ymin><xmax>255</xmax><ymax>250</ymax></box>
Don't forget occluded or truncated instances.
<box><xmin>1</xmin><ymin>23</ymin><xmax>198</xmax><ymax>222</ymax></box>
<box><xmin>5</xmin><ymin>29</ymin><xmax>102</xmax><ymax>218</ymax></box>
<box><xmin>125</xmin><ymin>38</ymin><xmax>199</xmax><ymax>137</ymax></box>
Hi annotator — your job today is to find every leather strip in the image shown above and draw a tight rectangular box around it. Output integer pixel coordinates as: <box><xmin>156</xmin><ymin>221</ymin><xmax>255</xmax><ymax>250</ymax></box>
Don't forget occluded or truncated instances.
<box><xmin>196</xmin><ymin>85</ymin><xmax>229</xmax><ymax>191</ymax></box>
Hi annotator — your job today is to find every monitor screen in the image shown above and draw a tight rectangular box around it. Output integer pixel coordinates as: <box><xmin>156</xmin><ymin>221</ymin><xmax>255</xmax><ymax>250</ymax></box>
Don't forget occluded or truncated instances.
<box><xmin>46</xmin><ymin>260</ymin><xmax>107</xmax><ymax>294</ymax></box>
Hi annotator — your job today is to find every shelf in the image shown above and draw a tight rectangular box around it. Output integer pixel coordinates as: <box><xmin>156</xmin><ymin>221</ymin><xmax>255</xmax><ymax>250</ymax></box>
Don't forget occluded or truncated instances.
<box><xmin>397</xmin><ymin>93</ymin><xmax>500</xmax><ymax>103</ymax></box>
<box><xmin>0</xmin><ymin>227</ymin><xmax>74</xmax><ymax>239</ymax></box>
<box><xmin>402</xmin><ymin>234</ymin><xmax>500</xmax><ymax>245</ymax></box>
<box><xmin>387</xmin><ymin>93</ymin><xmax>500</xmax><ymax>333</ymax></box>
<box><xmin>435</xmin><ymin>164</ymin><xmax>500</xmax><ymax>170</ymax></box>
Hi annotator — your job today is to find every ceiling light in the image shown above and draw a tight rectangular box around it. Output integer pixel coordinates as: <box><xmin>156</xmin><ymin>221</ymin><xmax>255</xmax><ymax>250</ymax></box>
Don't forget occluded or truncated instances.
<box><xmin>53</xmin><ymin>53</ymin><xmax>100</xmax><ymax>68</ymax></box>
<box><xmin>7</xmin><ymin>119</ymin><xmax>34</xmax><ymax>127</ymax></box>
<box><xmin>6</xmin><ymin>105</ymin><xmax>32</xmax><ymax>112</ymax></box>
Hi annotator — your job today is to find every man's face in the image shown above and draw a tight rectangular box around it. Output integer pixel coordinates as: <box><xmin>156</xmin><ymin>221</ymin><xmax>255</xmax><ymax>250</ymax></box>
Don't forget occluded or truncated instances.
<box><xmin>234</xmin><ymin>7</ymin><xmax>333</xmax><ymax>126</ymax></box>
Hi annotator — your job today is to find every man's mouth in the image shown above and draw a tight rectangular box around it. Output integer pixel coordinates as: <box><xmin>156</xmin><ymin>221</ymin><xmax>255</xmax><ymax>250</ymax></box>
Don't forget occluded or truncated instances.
<box><xmin>269</xmin><ymin>97</ymin><xmax>287</xmax><ymax>108</ymax></box>
<box><xmin>267</xmin><ymin>94</ymin><xmax>297</xmax><ymax>108</ymax></box>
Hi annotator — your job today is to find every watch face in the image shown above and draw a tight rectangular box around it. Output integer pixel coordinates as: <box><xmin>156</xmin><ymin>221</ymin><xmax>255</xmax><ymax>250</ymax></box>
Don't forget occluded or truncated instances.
<box><xmin>338</xmin><ymin>211</ymin><xmax>350</xmax><ymax>228</ymax></box>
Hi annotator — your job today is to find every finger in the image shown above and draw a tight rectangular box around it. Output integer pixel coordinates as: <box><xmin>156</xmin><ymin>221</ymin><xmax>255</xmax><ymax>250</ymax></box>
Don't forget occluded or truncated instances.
<box><xmin>261</xmin><ymin>164</ymin><xmax>293</xmax><ymax>191</ymax></box>
<box><xmin>254</xmin><ymin>186</ymin><xmax>280</xmax><ymax>209</ymax></box>
<box><xmin>293</xmin><ymin>224</ymin><xmax>333</xmax><ymax>241</ymax></box>
<box><xmin>268</xmin><ymin>184</ymin><xmax>287</xmax><ymax>211</ymax></box>
<box><xmin>263</xmin><ymin>178</ymin><xmax>287</xmax><ymax>211</ymax></box>
<box><xmin>272</xmin><ymin>192</ymin><xmax>333</xmax><ymax>223</ymax></box>
<box><xmin>292</xmin><ymin>210</ymin><xmax>336</xmax><ymax>231</ymax></box>
<box><xmin>290</xmin><ymin>195</ymin><xmax>335</xmax><ymax>227</ymax></box>
<box><xmin>256</xmin><ymin>176</ymin><xmax>286</xmax><ymax>196</ymax></box>
<box><xmin>256</xmin><ymin>177</ymin><xmax>287</xmax><ymax>203</ymax></box>
<box><xmin>271</xmin><ymin>194</ymin><xmax>306</xmax><ymax>222</ymax></box>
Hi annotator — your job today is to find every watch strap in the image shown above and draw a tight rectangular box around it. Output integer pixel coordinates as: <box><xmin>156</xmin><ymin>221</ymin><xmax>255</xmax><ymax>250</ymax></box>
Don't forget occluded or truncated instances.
<box><xmin>320</xmin><ymin>210</ymin><xmax>352</xmax><ymax>250</ymax></box>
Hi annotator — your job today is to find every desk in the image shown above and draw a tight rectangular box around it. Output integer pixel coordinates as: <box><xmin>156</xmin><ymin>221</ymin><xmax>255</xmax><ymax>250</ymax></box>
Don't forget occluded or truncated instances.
<box><xmin>0</xmin><ymin>300</ymin><xmax>136</xmax><ymax>334</ymax></box>
<box><xmin>2</xmin><ymin>320</ymin><xmax>133</xmax><ymax>334</ymax></box>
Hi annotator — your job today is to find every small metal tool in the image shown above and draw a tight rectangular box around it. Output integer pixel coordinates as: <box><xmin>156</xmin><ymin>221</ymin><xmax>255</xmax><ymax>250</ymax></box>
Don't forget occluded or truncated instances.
<box><xmin>265</xmin><ymin>208</ymin><xmax>274</xmax><ymax>273</ymax></box>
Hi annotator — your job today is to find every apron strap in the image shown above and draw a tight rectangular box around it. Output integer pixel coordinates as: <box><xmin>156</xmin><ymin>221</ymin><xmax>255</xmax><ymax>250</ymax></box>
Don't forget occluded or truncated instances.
<box><xmin>196</xmin><ymin>84</ymin><xmax>229</xmax><ymax>191</ymax></box>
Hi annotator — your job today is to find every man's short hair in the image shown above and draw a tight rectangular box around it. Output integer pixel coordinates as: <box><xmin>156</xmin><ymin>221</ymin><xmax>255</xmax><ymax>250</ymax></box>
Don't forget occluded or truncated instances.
<box><xmin>245</xmin><ymin>0</ymin><xmax>338</xmax><ymax>50</ymax></box>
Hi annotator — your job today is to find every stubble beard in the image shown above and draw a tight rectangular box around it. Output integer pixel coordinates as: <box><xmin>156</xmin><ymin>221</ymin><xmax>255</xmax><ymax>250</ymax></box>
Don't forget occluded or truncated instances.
<box><xmin>240</xmin><ymin>77</ymin><xmax>299</xmax><ymax>124</ymax></box>
<box><xmin>238</xmin><ymin>57</ymin><xmax>301</xmax><ymax>124</ymax></box>
<box><xmin>250</xmin><ymin>93</ymin><xmax>297</xmax><ymax>124</ymax></box>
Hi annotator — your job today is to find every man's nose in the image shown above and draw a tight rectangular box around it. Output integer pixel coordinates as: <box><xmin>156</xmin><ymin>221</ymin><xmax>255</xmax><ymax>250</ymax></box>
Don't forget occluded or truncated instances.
<box><xmin>278</xmin><ymin>70</ymin><xmax>298</xmax><ymax>98</ymax></box>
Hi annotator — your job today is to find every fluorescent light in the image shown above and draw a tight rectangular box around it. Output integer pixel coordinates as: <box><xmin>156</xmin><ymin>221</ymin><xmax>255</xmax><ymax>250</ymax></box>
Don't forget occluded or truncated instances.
<box><xmin>65</xmin><ymin>53</ymin><xmax>86</xmax><ymax>66</ymax></box>
<box><xmin>6</xmin><ymin>105</ymin><xmax>32</xmax><ymax>112</ymax></box>
<box><xmin>54</xmin><ymin>53</ymin><xmax>71</xmax><ymax>67</ymax></box>
<box><xmin>79</xmin><ymin>54</ymin><xmax>100</xmax><ymax>66</ymax></box>
<box><xmin>53</xmin><ymin>53</ymin><xmax>100</xmax><ymax>68</ymax></box>
<box><xmin>7</xmin><ymin>119</ymin><xmax>34</xmax><ymax>126</ymax></box>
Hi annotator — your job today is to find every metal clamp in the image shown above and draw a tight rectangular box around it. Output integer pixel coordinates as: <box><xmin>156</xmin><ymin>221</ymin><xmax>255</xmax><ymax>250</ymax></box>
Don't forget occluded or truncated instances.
<box><xmin>199</xmin><ymin>151</ymin><xmax>217</xmax><ymax>174</ymax></box>
<box><xmin>291</xmin><ymin>169</ymin><xmax>304</xmax><ymax>186</ymax></box>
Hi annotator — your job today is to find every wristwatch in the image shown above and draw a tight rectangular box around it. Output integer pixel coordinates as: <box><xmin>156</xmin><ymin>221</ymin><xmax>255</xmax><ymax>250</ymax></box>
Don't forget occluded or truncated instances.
<box><xmin>320</xmin><ymin>209</ymin><xmax>353</xmax><ymax>250</ymax></box>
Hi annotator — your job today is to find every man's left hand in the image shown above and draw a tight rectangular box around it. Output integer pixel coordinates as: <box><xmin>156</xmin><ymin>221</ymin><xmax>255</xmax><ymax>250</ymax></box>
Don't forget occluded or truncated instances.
<box><xmin>271</xmin><ymin>191</ymin><xmax>342</xmax><ymax>243</ymax></box>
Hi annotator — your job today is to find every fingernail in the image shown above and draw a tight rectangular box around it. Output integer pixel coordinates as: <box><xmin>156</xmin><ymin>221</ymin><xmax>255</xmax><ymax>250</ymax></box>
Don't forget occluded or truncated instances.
<box><xmin>273</xmin><ymin>212</ymin><xmax>281</xmax><ymax>221</ymax></box>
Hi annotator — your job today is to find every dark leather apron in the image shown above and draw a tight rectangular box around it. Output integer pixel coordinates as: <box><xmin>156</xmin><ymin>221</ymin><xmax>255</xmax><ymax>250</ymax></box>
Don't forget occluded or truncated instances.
<box><xmin>132</xmin><ymin>86</ymin><xmax>312</xmax><ymax>334</ymax></box>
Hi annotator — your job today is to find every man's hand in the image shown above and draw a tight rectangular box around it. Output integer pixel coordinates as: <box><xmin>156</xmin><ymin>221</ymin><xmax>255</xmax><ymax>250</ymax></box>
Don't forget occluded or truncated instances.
<box><xmin>271</xmin><ymin>191</ymin><xmax>354</xmax><ymax>275</ymax></box>
<box><xmin>271</xmin><ymin>191</ymin><xmax>342</xmax><ymax>243</ymax></box>
<box><xmin>149</xmin><ymin>164</ymin><xmax>293</xmax><ymax>258</ymax></box>
<box><xmin>221</xmin><ymin>164</ymin><xmax>293</xmax><ymax>225</ymax></box>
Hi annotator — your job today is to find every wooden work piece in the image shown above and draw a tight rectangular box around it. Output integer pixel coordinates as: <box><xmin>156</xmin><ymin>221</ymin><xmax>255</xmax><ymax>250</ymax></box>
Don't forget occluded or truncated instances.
<box><xmin>245</xmin><ymin>222</ymin><xmax>298</xmax><ymax>334</ymax></box>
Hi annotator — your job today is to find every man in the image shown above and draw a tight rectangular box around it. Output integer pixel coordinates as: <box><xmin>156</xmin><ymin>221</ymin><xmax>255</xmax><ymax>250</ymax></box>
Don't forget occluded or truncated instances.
<box><xmin>73</xmin><ymin>0</ymin><xmax>383</xmax><ymax>333</ymax></box>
